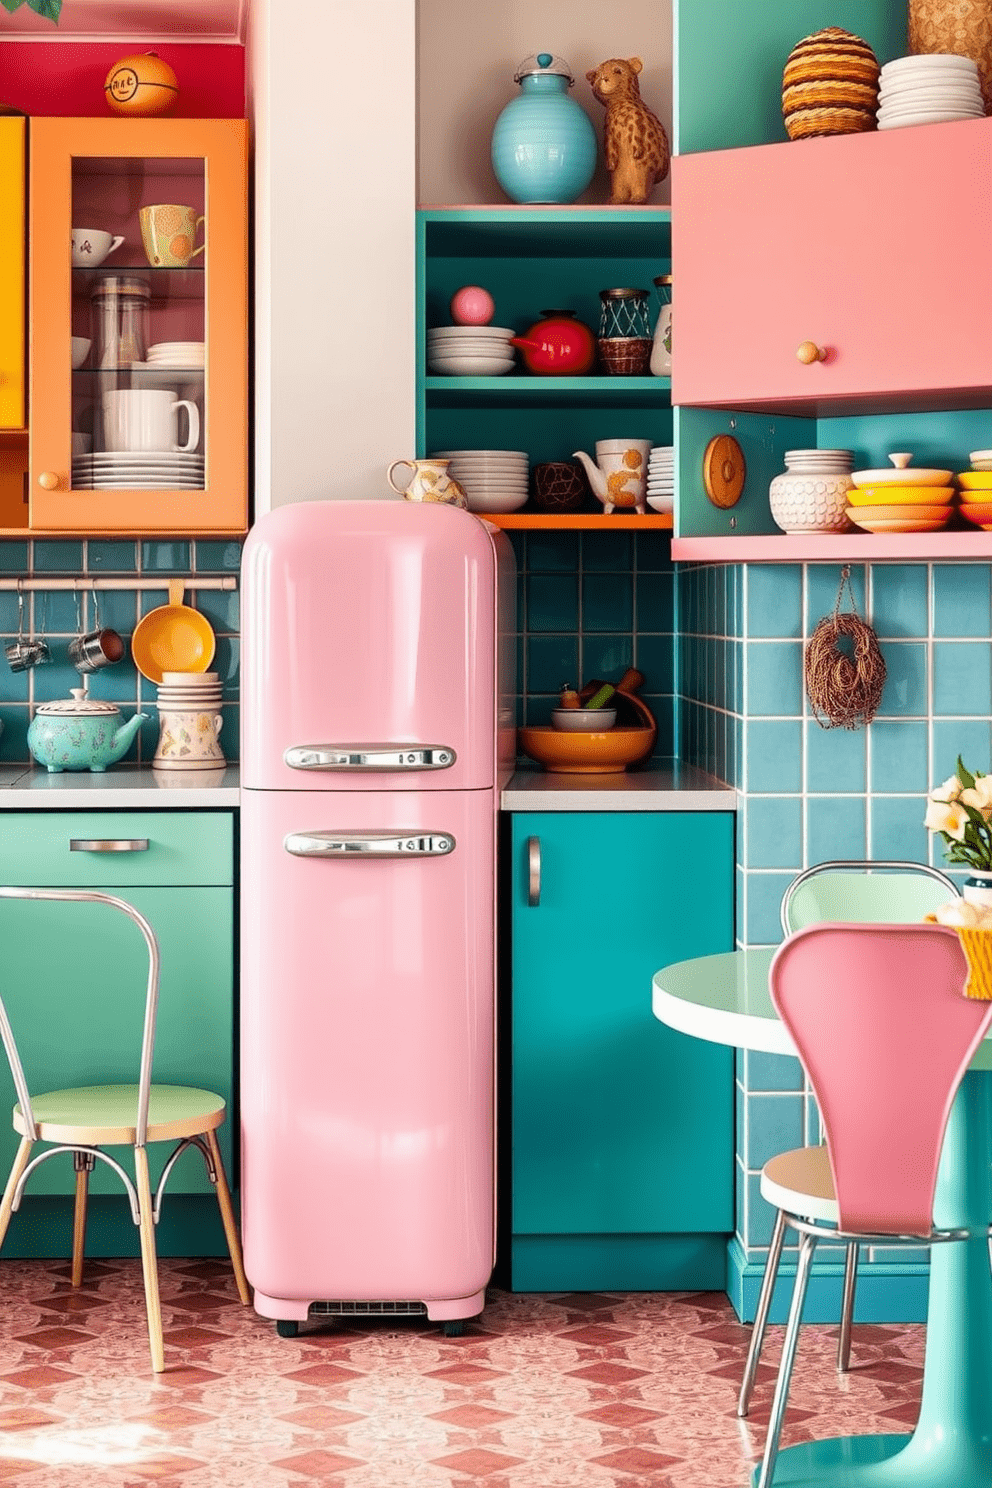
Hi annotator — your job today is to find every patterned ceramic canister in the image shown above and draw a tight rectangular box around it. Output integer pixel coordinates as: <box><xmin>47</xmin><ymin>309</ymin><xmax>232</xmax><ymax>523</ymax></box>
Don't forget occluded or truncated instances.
<box><xmin>154</xmin><ymin>708</ymin><xmax>226</xmax><ymax>770</ymax></box>
<box><xmin>769</xmin><ymin>449</ymin><xmax>856</xmax><ymax>534</ymax></box>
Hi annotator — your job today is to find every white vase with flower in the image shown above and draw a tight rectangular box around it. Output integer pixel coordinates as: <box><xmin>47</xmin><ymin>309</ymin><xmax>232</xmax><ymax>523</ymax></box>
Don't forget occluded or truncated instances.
<box><xmin>924</xmin><ymin>757</ymin><xmax>992</xmax><ymax>905</ymax></box>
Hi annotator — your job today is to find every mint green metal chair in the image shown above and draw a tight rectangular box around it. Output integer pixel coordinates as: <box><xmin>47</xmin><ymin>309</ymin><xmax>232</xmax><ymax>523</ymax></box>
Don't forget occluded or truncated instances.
<box><xmin>737</xmin><ymin>859</ymin><xmax>957</xmax><ymax>1419</ymax></box>
<box><xmin>0</xmin><ymin>887</ymin><xmax>251</xmax><ymax>1373</ymax></box>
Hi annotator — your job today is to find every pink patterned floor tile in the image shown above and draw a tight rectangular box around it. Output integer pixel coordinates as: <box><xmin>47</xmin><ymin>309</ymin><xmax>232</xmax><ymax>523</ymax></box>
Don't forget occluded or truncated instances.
<box><xmin>0</xmin><ymin>1261</ymin><xmax>930</xmax><ymax>1488</ymax></box>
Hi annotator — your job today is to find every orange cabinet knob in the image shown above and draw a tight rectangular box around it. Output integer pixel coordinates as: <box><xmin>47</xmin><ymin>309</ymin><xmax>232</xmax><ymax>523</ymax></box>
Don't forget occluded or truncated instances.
<box><xmin>796</xmin><ymin>340</ymin><xmax>827</xmax><ymax>365</ymax></box>
<box><xmin>37</xmin><ymin>471</ymin><xmax>60</xmax><ymax>490</ymax></box>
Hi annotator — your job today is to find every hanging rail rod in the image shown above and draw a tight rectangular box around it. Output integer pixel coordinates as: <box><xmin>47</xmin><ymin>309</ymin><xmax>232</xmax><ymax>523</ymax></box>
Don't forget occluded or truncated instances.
<box><xmin>0</xmin><ymin>576</ymin><xmax>237</xmax><ymax>592</ymax></box>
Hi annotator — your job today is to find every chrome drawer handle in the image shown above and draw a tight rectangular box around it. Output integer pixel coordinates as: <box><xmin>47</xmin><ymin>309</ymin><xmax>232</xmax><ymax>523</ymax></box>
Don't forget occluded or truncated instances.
<box><xmin>284</xmin><ymin>830</ymin><xmax>455</xmax><ymax>858</ymax></box>
<box><xmin>527</xmin><ymin>836</ymin><xmax>541</xmax><ymax>907</ymax></box>
<box><xmin>69</xmin><ymin>839</ymin><xmax>149</xmax><ymax>853</ymax></box>
<box><xmin>284</xmin><ymin>744</ymin><xmax>456</xmax><ymax>771</ymax></box>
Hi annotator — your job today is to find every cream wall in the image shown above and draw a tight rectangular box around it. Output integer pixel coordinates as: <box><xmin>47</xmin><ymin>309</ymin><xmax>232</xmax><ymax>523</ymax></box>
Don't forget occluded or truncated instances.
<box><xmin>417</xmin><ymin>0</ymin><xmax>672</xmax><ymax>205</ymax></box>
<box><xmin>249</xmin><ymin>0</ymin><xmax>417</xmax><ymax>509</ymax></box>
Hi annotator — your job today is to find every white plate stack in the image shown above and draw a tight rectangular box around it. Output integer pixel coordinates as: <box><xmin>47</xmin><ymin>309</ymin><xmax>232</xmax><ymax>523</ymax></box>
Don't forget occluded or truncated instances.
<box><xmin>431</xmin><ymin>448</ymin><xmax>529</xmax><ymax>513</ymax></box>
<box><xmin>646</xmin><ymin>444</ymin><xmax>674</xmax><ymax>513</ymax></box>
<box><xmin>146</xmin><ymin>341</ymin><xmax>206</xmax><ymax>369</ymax></box>
<box><xmin>72</xmin><ymin>450</ymin><xmax>205</xmax><ymax>489</ymax></box>
<box><xmin>877</xmin><ymin>55</ymin><xmax>985</xmax><ymax>129</ymax></box>
<box><xmin>427</xmin><ymin>326</ymin><xmax>517</xmax><ymax>377</ymax></box>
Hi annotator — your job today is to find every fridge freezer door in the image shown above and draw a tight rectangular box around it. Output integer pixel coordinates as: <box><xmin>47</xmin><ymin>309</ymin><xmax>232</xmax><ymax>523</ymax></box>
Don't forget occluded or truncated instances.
<box><xmin>240</xmin><ymin>786</ymin><xmax>496</xmax><ymax>1316</ymax></box>
<box><xmin>241</xmin><ymin>500</ymin><xmax>498</xmax><ymax>792</ymax></box>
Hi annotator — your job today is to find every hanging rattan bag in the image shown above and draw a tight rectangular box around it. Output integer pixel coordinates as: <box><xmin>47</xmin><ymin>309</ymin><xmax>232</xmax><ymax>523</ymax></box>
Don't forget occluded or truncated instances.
<box><xmin>804</xmin><ymin>566</ymin><xmax>886</xmax><ymax>730</ymax></box>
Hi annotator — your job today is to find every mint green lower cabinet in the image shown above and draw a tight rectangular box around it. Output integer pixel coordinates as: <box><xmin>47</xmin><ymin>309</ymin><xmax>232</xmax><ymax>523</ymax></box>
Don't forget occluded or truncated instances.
<box><xmin>0</xmin><ymin>810</ymin><xmax>235</xmax><ymax>1257</ymax></box>
<box><xmin>509</xmin><ymin>811</ymin><xmax>734</xmax><ymax>1291</ymax></box>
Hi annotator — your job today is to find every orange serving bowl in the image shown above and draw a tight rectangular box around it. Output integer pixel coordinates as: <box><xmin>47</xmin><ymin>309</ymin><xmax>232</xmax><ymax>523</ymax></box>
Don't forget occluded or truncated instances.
<box><xmin>517</xmin><ymin>724</ymin><xmax>656</xmax><ymax>774</ymax></box>
<box><xmin>958</xmin><ymin>502</ymin><xmax>992</xmax><ymax>526</ymax></box>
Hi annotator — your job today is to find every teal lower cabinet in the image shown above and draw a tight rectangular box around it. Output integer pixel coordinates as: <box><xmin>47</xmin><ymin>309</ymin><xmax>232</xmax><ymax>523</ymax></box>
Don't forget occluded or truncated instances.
<box><xmin>0</xmin><ymin>810</ymin><xmax>235</xmax><ymax>1258</ymax></box>
<box><xmin>509</xmin><ymin>810</ymin><xmax>734</xmax><ymax>1292</ymax></box>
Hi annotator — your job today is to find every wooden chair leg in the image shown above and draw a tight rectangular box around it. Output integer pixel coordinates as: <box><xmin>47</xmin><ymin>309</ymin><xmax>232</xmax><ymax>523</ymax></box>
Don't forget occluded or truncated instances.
<box><xmin>0</xmin><ymin>1137</ymin><xmax>33</xmax><ymax>1252</ymax></box>
<box><xmin>205</xmin><ymin>1128</ymin><xmax>251</xmax><ymax>1305</ymax></box>
<box><xmin>134</xmin><ymin>1146</ymin><xmax>165</xmax><ymax>1373</ymax></box>
<box><xmin>71</xmin><ymin>1153</ymin><xmax>92</xmax><ymax>1289</ymax></box>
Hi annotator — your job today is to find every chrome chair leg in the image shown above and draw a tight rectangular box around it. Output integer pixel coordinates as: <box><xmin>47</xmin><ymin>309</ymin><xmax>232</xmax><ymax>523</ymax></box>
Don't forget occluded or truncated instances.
<box><xmin>837</xmin><ymin>1240</ymin><xmax>858</xmax><ymax>1373</ymax></box>
<box><xmin>738</xmin><ymin>1207</ymin><xmax>787</xmax><ymax>1417</ymax></box>
<box><xmin>757</xmin><ymin>1231</ymin><xmax>817</xmax><ymax>1488</ymax></box>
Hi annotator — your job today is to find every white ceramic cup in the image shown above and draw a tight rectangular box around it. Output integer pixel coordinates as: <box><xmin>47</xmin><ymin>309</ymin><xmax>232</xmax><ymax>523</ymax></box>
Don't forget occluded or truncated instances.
<box><xmin>101</xmin><ymin>389</ymin><xmax>200</xmax><ymax>453</ymax></box>
<box><xmin>71</xmin><ymin>229</ymin><xmax>125</xmax><ymax>269</ymax></box>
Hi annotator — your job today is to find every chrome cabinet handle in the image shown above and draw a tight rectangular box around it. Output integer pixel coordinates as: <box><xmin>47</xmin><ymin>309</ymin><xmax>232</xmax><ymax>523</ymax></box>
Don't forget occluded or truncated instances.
<box><xmin>69</xmin><ymin>839</ymin><xmax>149</xmax><ymax>853</ymax></box>
<box><xmin>284</xmin><ymin>744</ymin><xmax>456</xmax><ymax>771</ymax></box>
<box><xmin>527</xmin><ymin>836</ymin><xmax>541</xmax><ymax>907</ymax></box>
<box><xmin>284</xmin><ymin>830</ymin><xmax>455</xmax><ymax>858</ymax></box>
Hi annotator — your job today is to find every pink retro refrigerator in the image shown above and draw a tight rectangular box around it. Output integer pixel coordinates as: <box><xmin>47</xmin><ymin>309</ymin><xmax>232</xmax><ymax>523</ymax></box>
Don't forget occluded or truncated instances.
<box><xmin>239</xmin><ymin>499</ymin><xmax>515</xmax><ymax>1335</ymax></box>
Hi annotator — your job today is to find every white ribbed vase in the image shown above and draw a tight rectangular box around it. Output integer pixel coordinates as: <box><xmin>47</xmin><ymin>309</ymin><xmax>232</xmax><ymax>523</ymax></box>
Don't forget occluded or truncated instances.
<box><xmin>769</xmin><ymin>448</ymin><xmax>855</xmax><ymax>534</ymax></box>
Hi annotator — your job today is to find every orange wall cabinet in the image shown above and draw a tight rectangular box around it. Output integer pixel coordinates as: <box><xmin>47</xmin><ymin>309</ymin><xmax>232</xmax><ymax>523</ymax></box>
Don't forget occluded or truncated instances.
<box><xmin>28</xmin><ymin>117</ymin><xmax>248</xmax><ymax>536</ymax></box>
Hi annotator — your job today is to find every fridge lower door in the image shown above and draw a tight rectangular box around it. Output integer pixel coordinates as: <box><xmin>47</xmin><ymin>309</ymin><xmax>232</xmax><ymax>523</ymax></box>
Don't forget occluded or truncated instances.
<box><xmin>240</xmin><ymin>787</ymin><xmax>496</xmax><ymax>1321</ymax></box>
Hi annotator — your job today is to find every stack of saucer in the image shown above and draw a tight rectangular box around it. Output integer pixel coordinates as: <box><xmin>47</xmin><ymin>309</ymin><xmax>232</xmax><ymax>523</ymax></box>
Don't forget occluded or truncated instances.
<box><xmin>877</xmin><ymin>55</ymin><xmax>985</xmax><ymax>129</ymax></box>
<box><xmin>153</xmin><ymin>670</ymin><xmax>226</xmax><ymax>771</ymax></box>
<box><xmin>430</xmin><ymin>448</ymin><xmax>529</xmax><ymax>513</ymax></box>
<box><xmin>646</xmin><ymin>444</ymin><xmax>674</xmax><ymax>512</ymax></box>
<box><xmin>146</xmin><ymin>341</ymin><xmax>206</xmax><ymax>369</ymax></box>
<box><xmin>72</xmin><ymin>451</ymin><xmax>205</xmax><ymax>489</ymax></box>
<box><xmin>427</xmin><ymin>326</ymin><xmax>516</xmax><ymax>377</ymax></box>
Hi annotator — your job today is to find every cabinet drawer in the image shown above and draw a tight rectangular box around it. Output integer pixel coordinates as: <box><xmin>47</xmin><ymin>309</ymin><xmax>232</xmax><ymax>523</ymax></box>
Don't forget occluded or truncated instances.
<box><xmin>0</xmin><ymin>811</ymin><xmax>233</xmax><ymax>886</ymax></box>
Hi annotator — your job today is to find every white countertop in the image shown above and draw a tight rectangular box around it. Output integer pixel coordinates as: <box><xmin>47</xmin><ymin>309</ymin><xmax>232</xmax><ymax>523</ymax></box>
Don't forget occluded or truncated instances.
<box><xmin>0</xmin><ymin>763</ymin><xmax>240</xmax><ymax>807</ymax></box>
<box><xmin>501</xmin><ymin>763</ymin><xmax>737</xmax><ymax>812</ymax></box>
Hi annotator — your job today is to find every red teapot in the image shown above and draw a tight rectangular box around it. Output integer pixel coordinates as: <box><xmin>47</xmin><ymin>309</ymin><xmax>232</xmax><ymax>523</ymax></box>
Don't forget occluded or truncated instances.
<box><xmin>511</xmin><ymin>308</ymin><xmax>596</xmax><ymax>375</ymax></box>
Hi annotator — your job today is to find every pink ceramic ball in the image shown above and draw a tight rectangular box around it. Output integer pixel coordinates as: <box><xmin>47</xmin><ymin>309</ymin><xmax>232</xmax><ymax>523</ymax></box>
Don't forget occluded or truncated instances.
<box><xmin>450</xmin><ymin>285</ymin><xmax>495</xmax><ymax>326</ymax></box>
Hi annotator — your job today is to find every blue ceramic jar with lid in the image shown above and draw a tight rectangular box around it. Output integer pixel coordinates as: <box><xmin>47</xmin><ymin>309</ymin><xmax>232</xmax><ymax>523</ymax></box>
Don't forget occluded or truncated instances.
<box><xmin>491</xmin><ymin>53</ymin><xmax>598</xmax><ymax>205</ymax></box>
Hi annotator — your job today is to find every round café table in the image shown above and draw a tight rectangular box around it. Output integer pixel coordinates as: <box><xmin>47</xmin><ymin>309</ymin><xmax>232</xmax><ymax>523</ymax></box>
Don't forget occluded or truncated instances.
<box><xmin>653</xmin><ymin>948</ymin><xmax>992</xmax><ymax>1488</ymax></box>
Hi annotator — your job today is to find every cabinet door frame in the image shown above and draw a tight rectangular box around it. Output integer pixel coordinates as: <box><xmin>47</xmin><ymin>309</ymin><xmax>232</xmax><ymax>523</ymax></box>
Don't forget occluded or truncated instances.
<box><xmin>28</xmin><ymin>116</ymin><xmax>248</xmax><ymax>536</ymax></box>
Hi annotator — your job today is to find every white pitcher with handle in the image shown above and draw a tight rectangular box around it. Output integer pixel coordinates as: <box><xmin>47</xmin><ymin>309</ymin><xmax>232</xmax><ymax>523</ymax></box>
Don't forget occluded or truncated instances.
<box><xmin>572</xmin><ymin>440</ymin><xmax>652</xmax><ymax>514</ymax></box>
<box><xmin>386</xmin><ymin>457</ymin><xmax>467</xmax><ymax>508</ymax></box>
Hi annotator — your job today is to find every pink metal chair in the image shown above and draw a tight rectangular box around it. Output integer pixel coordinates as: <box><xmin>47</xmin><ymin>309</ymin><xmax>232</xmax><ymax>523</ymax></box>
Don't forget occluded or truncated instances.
<box><xmin>755</xmin><ymin>922</ymin><xmax>992</xmax><ymax>1488</ymax></box>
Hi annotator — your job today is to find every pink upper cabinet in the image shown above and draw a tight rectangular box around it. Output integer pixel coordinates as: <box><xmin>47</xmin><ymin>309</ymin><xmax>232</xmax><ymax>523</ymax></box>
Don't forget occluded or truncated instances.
<box><xmin>672</xmin><ymin>117</ymin><xmax>992</xmax><ymax>414</ymax></box>
<box><xmin>241</xmin><ymin>500</ymin><xmax>499</xmax><ymax>792</ymax></box>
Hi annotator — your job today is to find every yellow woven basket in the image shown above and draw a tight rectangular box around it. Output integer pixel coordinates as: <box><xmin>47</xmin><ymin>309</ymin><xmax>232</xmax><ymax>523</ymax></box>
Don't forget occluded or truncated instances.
<box><xmin>957</xmin><ymin>927</ymin><xmax>992</xmax><ymax>1000</ymax></box>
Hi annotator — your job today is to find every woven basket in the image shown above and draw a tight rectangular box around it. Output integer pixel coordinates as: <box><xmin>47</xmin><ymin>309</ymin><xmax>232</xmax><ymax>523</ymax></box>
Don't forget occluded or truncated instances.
<box><xmin>909</xmin><ymin>0</ymin><xmax>992</xmax><ymax>111</ymax></box>
<box><xmin>782</xmin><ymin>27</ymin><xmax>881</xmax><ymax>139</ymax></box>
<box><xmin>532</xmin><ymin>460</ymin><xmax>590</xmax><ymax>513</ymax></box>
<box><xmin>957</xmin><ymin>926</ymin><xmax>992</xmax><ymax>999</ymax></box>
<box><xmin>597</xmin><ymin>336</ymin><xmax>652</xmax><ymax>376</ymax></box>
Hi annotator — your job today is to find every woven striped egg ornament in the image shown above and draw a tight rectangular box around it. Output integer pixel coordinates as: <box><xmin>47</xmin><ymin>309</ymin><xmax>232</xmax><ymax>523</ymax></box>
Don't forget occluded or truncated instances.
<box><xmin>782</xmin><ymin>27</ymin><xmax>880</xmax><ymax>139</ymax></box>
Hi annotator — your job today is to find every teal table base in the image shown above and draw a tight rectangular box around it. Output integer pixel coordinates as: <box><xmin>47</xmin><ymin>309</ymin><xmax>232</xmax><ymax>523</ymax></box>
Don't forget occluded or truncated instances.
<box><xmin>752</xmin><ymin>1071</ymin><xmax>992</xmax><ymax>1487</ymax></box>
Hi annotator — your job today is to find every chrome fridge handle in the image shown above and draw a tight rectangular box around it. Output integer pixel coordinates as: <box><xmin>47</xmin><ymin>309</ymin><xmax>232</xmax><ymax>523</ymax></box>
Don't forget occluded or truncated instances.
<box><xmin>284</xmin><ymin>830</ymin><xmax>456</xmax><ymax>858</ymax></box>
<box><xmin>283</xmin><ymin>744</ymin><xmax>456</xmax><ymax>771</ymax></box>
<box><xmin>527</xmin><ymin>836</ymin><xmax>541</xmax><ymax>907</ymax></box>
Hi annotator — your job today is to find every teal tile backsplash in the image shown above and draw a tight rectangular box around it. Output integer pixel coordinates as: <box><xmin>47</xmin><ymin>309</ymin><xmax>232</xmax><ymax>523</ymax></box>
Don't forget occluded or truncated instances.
<box><xmin>678</xmin><ymin>555</ymin><xmax>992</xmax><ymax>1282</ymax></box>
<box><xmin>0</xmin><ymin>539</ymin><xmax>241</xmax><ymax>765</ymax></box>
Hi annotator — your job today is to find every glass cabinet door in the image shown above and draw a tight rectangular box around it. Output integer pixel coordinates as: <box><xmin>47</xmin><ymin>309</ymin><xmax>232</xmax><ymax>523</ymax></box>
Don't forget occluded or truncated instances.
<box><xmin>29</xmin><ymin>118</ymin><xmax>247</xmax><ymax>536</ymax></box>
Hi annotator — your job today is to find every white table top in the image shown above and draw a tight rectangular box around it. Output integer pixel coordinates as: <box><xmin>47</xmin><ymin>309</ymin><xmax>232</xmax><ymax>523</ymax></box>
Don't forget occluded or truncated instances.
<box><xmin>653</xmin><ymin>946</ymin><xmax>992</xmax><ymax>1071</ymax></box>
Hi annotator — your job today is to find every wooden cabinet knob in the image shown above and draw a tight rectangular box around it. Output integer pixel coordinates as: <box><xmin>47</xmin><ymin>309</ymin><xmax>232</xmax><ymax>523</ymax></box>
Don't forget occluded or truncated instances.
<box><xmin>796</xmin><ymin>340</ymin><xmax>827</xmax><ymax>365</ymax></box>
<box><xmin>37</xmin><ymin>471</ymin><xmax>59</xmax><ymax>490</ymax></box>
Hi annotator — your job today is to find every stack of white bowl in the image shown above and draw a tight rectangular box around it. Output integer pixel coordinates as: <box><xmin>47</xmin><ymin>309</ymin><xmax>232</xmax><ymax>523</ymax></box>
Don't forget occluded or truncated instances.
<box><xmin>647</xmin><ymin>445</ymin><xmax>674</xmax><ymax>512</ymax></box>
<box><xmin>877</xmin><ymin>55</ymin><xmax>985</xmax><ymax>129</ymax></box>
<box><xmin>427</xmin><ymin>326</ymin><xmax>516</xmax><ymax>377</ymax></box>
<box><xmin>430</xmin><ymin>449</ymin><xmax>529</xmax><ymax>513</ymax></box>
<box><xmin>153</xmin><ymin>670</ymin><xmax>226</xmax><ymax>770</ymax></box>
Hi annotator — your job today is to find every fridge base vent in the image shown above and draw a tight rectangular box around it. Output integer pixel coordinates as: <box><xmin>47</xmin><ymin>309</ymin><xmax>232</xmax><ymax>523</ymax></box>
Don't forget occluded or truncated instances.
<box><xmin>310</xmin><ymin>1300</ymin><xmax>428</xmax><ymax>1318</ymax></box>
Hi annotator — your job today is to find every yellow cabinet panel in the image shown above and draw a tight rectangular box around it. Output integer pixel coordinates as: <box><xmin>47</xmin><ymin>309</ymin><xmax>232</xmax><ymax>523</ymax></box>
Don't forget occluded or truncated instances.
<box><xmin>0</xmin><ymin>117</ymin><xmax>25</xmax><ymax>432</ymax></box>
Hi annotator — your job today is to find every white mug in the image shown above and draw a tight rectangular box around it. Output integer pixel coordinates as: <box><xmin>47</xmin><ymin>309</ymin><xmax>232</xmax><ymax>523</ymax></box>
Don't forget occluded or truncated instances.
<box><xmin>71</xmin><ymin>229</ymin><xmax>125</xmax><ymax>269</ymax></box>
<box><xmin>101</xmin><ymin>389</ymin><xmax>200</xmax><ymax>453</ymax></box>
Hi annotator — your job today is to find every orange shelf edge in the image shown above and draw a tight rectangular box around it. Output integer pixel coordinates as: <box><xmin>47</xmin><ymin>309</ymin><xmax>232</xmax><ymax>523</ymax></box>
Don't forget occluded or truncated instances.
<box><xmin>480</xmin><ymin>513</ymin><xmax>673</xmax><ymax>530</ymax></box>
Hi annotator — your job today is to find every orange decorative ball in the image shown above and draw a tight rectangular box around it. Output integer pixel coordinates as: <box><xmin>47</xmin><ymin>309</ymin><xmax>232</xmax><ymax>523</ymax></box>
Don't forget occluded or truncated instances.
<box><xmin>104</xmin><ymin>53</ymin><xmax>180</xmax><ymax>117</ymax></box>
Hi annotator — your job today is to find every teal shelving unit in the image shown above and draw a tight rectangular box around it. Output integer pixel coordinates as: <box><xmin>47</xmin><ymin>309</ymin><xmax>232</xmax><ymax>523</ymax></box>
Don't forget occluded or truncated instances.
<box><xmin>417</xmin><ymin>207</ymin><xmax>673</xmax><ymax>509</ymax></box>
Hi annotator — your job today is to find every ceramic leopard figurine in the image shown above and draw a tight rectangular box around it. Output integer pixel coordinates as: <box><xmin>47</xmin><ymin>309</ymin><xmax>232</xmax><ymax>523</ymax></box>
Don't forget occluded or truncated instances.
<box><xmin>586</xmin><ymin>56</ymin><xmax>670</xmax><ymax>205</ymax></box>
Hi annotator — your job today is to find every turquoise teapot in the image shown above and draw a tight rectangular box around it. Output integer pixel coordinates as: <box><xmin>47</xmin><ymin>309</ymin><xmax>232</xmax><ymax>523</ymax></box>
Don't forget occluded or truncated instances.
<box><xmin>28</xmin><ymin>689</ymin><xmax>148</xmax><ymax>773</ymax></box>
